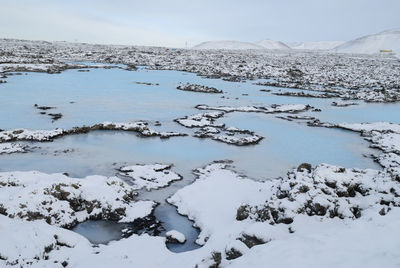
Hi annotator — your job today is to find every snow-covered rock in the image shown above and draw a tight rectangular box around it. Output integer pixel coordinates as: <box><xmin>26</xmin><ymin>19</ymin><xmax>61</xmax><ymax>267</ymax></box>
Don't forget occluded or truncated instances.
<box><xmin>166</xmin><ymin>230</ymin><xmax>186</xmax><ymax>244</ymax></box>
<box><xmin>0</xmin><ymin>128</ymin><xmax>64</xmax><ymax>142</ymax></box>
<box><xmin>196</xmin><ymin>104</ymin><xmax>311</xmax><ymax>113</ymax></box>
<box><xmin>176</xmin><ymin>83</ymin><xmax>222</xmax><ymax>93</ymax></box>
<box><xmin>176</xmin><ymin>111</ymin><xmax>263</xmax><ymax>146</ymax></box>
<box><xmin>0</xmin><ymin>143</ymin><xmax>27</xmax><ymax>154</ymax></box>
<box><xmin>175</xmin><ymin>112</ymin><xmax>225</xmax><ymax>128</ymax></box>
<box><xmin>240</xmin><ymin>163</ymin><xmax>399</xmax><ymax>223</ymax></box>
<box><xmin>0</xmin><ymin>171</ymin><xmax>155</xmax><ymax>227</ymax></box>
<box><xmin>331</xmin><ymin>100</ymin><xmax>358</xmax><ymax>107</ymax></box>
<box><xmin>209</xmin><ymin>133</ymin><xmax>263</xmax><ymax>146</ymax></box>
<box><xmin>119</xmin><ymin>164</ymin><xmax>182</xmax><ymax>190</ymax></box>
<box><xmin>0</xmin><ymin>122</ymin><xmax>187</xmax><ymax>143</ymax></box>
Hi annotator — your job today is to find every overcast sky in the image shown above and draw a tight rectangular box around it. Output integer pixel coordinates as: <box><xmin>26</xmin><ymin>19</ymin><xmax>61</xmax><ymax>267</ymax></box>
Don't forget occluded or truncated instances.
<box><xmin>1</xmin><ymin>0</ymin><xmax>399</xmax><ymax>47</ymax></box>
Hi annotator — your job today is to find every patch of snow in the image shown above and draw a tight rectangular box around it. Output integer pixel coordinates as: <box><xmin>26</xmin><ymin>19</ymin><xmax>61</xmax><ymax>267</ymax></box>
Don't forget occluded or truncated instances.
<box><xmin>119</xmin><ymin>164</ymin><xmax>182</xmax><ymax>190</ymax></box>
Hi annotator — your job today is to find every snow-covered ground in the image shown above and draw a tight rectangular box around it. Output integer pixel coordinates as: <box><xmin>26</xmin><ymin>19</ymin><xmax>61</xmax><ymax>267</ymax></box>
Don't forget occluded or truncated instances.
<box><xmin>3</xmin><ymin>155</ymin><xmax>399</xmax><ymax>267</ymax></box>
<box><xmin>2</xmin><ymin>116</ymin><xmax>400</xmax><ymax>267</ymax></box>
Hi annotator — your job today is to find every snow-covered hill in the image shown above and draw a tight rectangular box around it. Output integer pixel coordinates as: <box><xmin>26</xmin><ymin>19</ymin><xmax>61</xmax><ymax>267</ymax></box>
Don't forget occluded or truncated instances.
<box><xmin>256</xmin><ymin>39</ymin><xmax>290</xmax><ymax>50</ymax></box>
<box><xmin>289</xmin><ymin>41</ymin><xmax>344</xmax><ymax>50</ymax></box>
<box><xmin>335</xmin><ymin>28</ymin><xmax>400</xmax><ymax>55</ymax></box>
<box><xmin>192</xmin><ymin>40</ymin><xmax>263</xmax><ymax>50</ymax></box>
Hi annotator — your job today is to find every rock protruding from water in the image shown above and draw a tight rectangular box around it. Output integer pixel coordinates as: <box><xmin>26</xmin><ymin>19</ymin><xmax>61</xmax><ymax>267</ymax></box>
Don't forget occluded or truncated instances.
<box><xmin>119</xmin><ymin>164</ymin><xmax>182</xmax><ymax>190</ymax></box>
<box><xmin>166</xmin><ymin>230</ymin><xmax>186</xmax><ymax>244</ymax></box>
<box><xmin>177</xmin><ymin>83</ymin><xmax>222</xmax><ymax>94</ymax></box>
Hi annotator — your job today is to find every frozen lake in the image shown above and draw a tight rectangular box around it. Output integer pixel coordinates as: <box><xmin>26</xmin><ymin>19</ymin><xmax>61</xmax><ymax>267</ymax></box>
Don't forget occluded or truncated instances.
<box><xmin>1</xmin><ymin>64</ymin><xmax>398</xmax><ymax>252</ymax></box>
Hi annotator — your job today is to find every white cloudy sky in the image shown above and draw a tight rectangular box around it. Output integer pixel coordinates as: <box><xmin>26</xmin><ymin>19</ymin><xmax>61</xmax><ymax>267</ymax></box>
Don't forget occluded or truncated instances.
<box><xmin>1</xmin><ymin>0</ymin><xmax>399</xmax><ymax>47</ymax></box>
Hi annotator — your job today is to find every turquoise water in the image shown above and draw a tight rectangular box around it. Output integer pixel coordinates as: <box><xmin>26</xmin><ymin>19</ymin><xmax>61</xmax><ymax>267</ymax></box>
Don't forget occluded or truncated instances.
<box><xmin>1</xmin><ymin>64</ymin><xmax>398</xmax><ymax>251</ymax></box>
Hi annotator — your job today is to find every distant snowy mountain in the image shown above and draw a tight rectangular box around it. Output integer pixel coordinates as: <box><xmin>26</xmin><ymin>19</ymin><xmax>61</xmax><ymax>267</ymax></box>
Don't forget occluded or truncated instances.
<box><xmin>192</xmin><ymin>29</ymin><xmax>400</xmax><ymax>57</ymax></box>
<box><xmin>335</xmin><ymin>28</ymin><xmax>400</xmax><ymax>55</ymax></box>
<box><xmin>256</xmin><ymin>39</ymin><xmax>291</xmax><ymax>50</ymax></box>
<box><xmin>289</xmin><ymin>41</ymin><xmax>344</xmax><ymax>50</ymax></box>
<box><xmin>192</xmin><ymin>40</ymin><xmax>263</xmax><ymax>50</ymax></box>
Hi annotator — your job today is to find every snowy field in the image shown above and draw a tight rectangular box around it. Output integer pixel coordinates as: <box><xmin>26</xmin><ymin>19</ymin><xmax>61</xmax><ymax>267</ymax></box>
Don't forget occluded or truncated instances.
<box><xmin>0</xmin><ymin>38</ymin><xmax>400</xmax><ymax>267</ymax></box>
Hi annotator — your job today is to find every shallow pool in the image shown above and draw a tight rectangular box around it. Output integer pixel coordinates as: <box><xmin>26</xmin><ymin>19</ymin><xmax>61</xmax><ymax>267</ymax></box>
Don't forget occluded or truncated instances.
<box><xmin>1</xmin><ymin>64</ymin><xmax>398</xmax><ymax>251</ymax></box>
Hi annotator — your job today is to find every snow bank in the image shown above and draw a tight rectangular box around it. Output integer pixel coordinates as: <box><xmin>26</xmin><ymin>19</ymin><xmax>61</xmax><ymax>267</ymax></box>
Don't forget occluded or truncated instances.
<box><xmin>0</xmin><ymin>215</ymin><xmax>92</xmax><ymax>266</ymax></box>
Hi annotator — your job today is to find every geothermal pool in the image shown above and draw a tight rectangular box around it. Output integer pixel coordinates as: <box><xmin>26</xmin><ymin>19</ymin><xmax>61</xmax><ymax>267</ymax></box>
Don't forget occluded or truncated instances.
<box><xmin>1</xmin><ymin>64</ymin><xmax>398</xmax><ymax>252</ymax></box>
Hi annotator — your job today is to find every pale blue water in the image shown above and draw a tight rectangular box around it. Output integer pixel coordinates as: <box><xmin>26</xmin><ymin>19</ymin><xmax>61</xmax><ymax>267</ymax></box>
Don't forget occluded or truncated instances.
<box><xmin>1</xmin><ymin>64</ymin><xmax>398</xmax><ymax>251</ymax></box>
<box><xmin>72</xmin><ymin>220</ymin><xmax>128</xmax><ymax>245</ymax></box>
